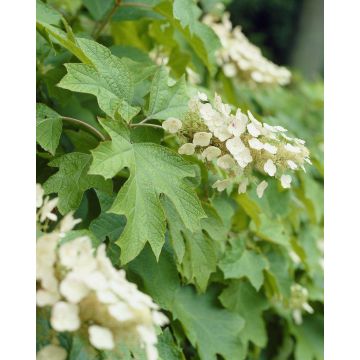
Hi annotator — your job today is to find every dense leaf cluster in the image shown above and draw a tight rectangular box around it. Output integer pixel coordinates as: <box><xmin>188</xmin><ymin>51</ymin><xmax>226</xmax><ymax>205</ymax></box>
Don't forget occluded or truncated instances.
<box><xmin>36</xmin><ymin>0</ymin><xmax>323</xmax><ymax>359</ymax></box>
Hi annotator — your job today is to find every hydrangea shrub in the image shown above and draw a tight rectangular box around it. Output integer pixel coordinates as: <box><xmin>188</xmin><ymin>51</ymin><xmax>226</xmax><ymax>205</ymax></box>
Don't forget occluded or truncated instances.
<box><xmin>36</xmin><ymin>0</ymin><xmax>324</xmax><ymax>359</ymax></box>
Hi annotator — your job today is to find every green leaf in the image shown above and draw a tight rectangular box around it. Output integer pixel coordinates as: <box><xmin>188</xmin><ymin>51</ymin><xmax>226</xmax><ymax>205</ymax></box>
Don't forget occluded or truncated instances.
<box><xmin>64</xmin><ymin>129</ymin><xmax>98</xmax><ymax>153</ymax></box>
<box><xmin>36</xmin><ymin>21</ymin><xmax>91</xmax><ymax>65</ymax></box>
<box><xmin>43</xmin><ymin>152</ymin><xmax>112</xmax><ymax>214</ymax></box>
<box><xmin>250</xmin><ymin>214</ymin><xmax>291</xmax><ymax>247</ymax></box>
<box><xmin>128</xmin><ymin>244</ymin><xmax>181</xmax><ymax>309</ymax></box>
<box><xmin>68</xmin><ymin>334</ymin><xmax>100</xmax><ymax>360</ymax></box>
<box><xmin>219</xmin><ymin>239</ymin><xmax>268</xmax><ymax>290</ymax></box>
<box><xmin>83</xmin><ymin>0</ymin><xmax>113</xmax><ymax>21</ymax></box>
<box><xmin>173</xmin><ymin>286</ymin><xmax>246</xmax><ymax>360</ymax></box>
<box><xmin>290</xmin><ymin>315</ymin><xmax>324</xmax><ymax>360</ymax></box>
<box><xmin>163</xmin><ymin>198</ymin><xmax>221</xmax><ymax>292</ymax></box>
<box><xmin>89</xmin><ymin>191</ymin><xmax>126</xmax><ymax>242</ymax></box>
<box><xmin>158</xmin><ymin>329</ymin><xmax>184</xmax><ymax>360</ymax></box>
<box><xmin>57</xmin><ymin>38</ymin><xmax>142</xmax><ymax>121</ymax></box>
<box><xmin>146</xmin><ymin>66</ymin><xmax>189</xmax><ymax>121</ymax></box>
<box><xmin>36</xmin><ymin>103</ymin><xmax>62</xmax><ymax>155</ymax></box>
<box><xmin>90</xmin><ymin>118</ymin><xmax>205</xmax><ymax>263</ymax></box>
<box><xmin>220</xmin><ymin>280</ymin><xmax>269</xmax><ymax>348</ymax></box>
<box><xmin>265</xmin><ymin>248</ymin><xmax>292</xmax><ymax>299</ymax></box>
<box><xmin>36</xmin><ymin>0</ymin><xmax>62</xmax><ymax>25</ymax></box>
<box><xmin>173</xmin><ymin>0</ymin><xmax>202</xmax><ymax>34</ymax></box>
<box><xmin>154</xmin><ymin>1</ymin><xmax>221</xmax><ymax>75</ymax></box>
<box><xmin>129</xmin><ymin>246</ymin><xmax>246</xmax><ymax>360</ymax></box>
<box><xmin>36</xmin><ymin>308</ymin><xmax>52</xmax><ymax>351</ymax></box>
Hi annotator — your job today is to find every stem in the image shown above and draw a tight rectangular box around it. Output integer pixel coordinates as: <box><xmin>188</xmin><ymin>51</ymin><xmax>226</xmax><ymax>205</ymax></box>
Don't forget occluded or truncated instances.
<box><xmin>92</xmin><ymin>0</ymin><xmax>122</xmax><ymax>39</ymax></box>
<box><xmin>61</xmin><ymin>116</ymin><xmax>107</xmax><ymax>141</ymax></box>
<box><xmin>137</xmin><ymin>117</ymin><xmax>151</xmax><ymax>125</ymax></box>
<box><xmin>130</xmin><ymin>123</ymin><xmax>163</xmax><ymax>129</ymax></box>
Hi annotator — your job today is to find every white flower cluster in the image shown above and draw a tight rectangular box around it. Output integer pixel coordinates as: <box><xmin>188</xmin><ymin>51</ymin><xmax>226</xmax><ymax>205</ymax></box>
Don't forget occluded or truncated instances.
<box><xmin>203</xmin><ymin>12</ymin><xmax>291</xmax><ymax>86</ymax></box>
<box><xmin>36</xmin><ymin>185</ymin><xmax>168</xmax><ymax>360</ymax></box>
<box><xmin>163</xmin><ymin>94</ymin><xmax>310</xmax><ymax>198</ymax></box>
<box><xmin>289</xmin><ymin>284</ymin><xmax>314</xmax><ymax>325</ymax></box>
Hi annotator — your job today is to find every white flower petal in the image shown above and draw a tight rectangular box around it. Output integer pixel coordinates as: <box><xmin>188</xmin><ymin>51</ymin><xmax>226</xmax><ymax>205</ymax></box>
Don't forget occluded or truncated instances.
<box><xmin>264</xmin><ymin>159</ymin><xmax>276</xmax><ymax>176</ymax></box>
<box><xmin>193</xmin><ymin>132</ymin><xmax>212</xmax><ymax>146</ymax></box>
<box><xmin>108</xmin><ymin>302</ymin><xmax>134</xmax><ymax>322</ymax></box>
<box><xmin>89</xmin><ymin>325</ymin><xmax>115</xmax><ymax>350</ymax></box>
<box><xmin>217</xmin><ymin>154</ymin><xmax>235</xmax><ymax>169</ymax></box>
<box><xmin>51</xmin><ymin>302</ymin><xmax>80</xmax><ymax>332</ymax></box>
<box><xmin>280</xmin><ymin>175</ymin><xmax>292</xmax><ymax>188</ymax></box>
<box><xmin>287</xmin><ymin>160</ymin><xmax>298</xmax><ymax>170</ymax></box>
<box><xmin>36</xmin><ymin>289</ymin><xmax>60</xmax><ymax>307</ymax></box>
<box><xmin>226</xmin><ymin>137</ymin><xmax>245</xmax><ymax>155</ymax></box>
<box><xmin>162</xmin><ymin>117</ymin><xmax>182</xmax><ymax>134</ymax></box>
<box><xmin>284</xmin><ymin>143</ymin><xmax>301</xmax><ymax>153</ymax></box>
<box><xmin>212</xmin><ymin>179</ymin><xmax>231</xmax><ymax>192</ymax></box>
<box><xmin>201</xmin><ymin>146</ymin><xmax>221</xmax><ymax>161</ymax></box>
<box><xmin>248</xmin><ymin>138</ymin><xmax>263</xmax><ymax>150</ymax></box>
<box><xmin>247</xmin><ymin>122</ymin><xmax>261</xmax><ymax>137</ymax></box>
<box><xmin>263</xmin><ymin>143</ymin><xmax>277</xmax><ymax>154</ymax></box>
<box><xmin>178</xmin><ymin>143</ymin><xmax>195</xmax><ymax>155</ymax></box>
<box><xmin>238</xmin><ymin>178</ymin><xmax>249</xmax><ymax>194</ymax></box>
<box><xmin>197</xmin><ymin>91</ymin><xmax>208</xmax><ymax>102</ymax></box>
<box><xmin>256</xmin><ymin>180</ymin><xmax>268</xmax><ymax>198</ymax></box>
<box><xmin>36</xmin><ymin>184</ymin><xmax>44</xmax><ymax>208</ymax></box>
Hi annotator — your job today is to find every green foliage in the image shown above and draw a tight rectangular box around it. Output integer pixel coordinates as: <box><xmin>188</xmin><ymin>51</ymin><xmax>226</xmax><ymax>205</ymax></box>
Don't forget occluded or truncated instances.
<box><xmin>36</xmin><ymin>1</ymin><xmax>324</xmax><ymax>359</ymax></box>
<box><xmin>43</xmin><ymin>152</ymin><xmax>112</xmax><ymax>214</ymax></box>
<box><xmin>146</xmin><ymin>66</ymin><xmax>188</xmax><ymax>120</ymax></box>
<box><xmin>36</xmin><ymin>103</ymin><xmax>62</xmax><ymax>155</ymax></box>
<box><xmin>90</xmin><ymin>118</ymin><xmax>205</xmax><ymax>263</ymax></box>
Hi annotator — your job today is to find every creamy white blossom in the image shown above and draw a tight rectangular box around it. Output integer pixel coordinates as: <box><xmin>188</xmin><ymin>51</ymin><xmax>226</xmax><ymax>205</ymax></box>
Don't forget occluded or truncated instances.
<box><xmin>37</xmin><ymin>229</ymin><xmax>168</xmax><ymax>360</ymax></box>
<box><xmin>39</xmin><ymin>196</ymin><xmax>58</xmax><ymax>222</ymax></box>
<box><xmin>263</xmin><ymin>143</ymin><xmax>277</xmax><ymax>155</ymax></box>
<box><xmin>212</xmin><ymin>179</ymin><xmax>231</xmax><ymax>192</ymax></box>
<box><xmin>264</xmin><ymin>159</ymin><xmax>276</xmax><ymax>176</ymax></box>
<box><xmin>280</xmin><ymin>175</ymin><xmax>292</xmax><ymax>189</ymax></box>
<box><xmin>162</xmin><ymin>117</ymin><xmax>182</xmax><ymax>134</ymax></box>
<box><xmin>51</xmin><ymin>301</ymin><xmax>80</xmax><ymax>332</ymax></box>
<box><xmin>203</xmin><ymin>13</ymin><xmax>291</xmax><ymax>86</ymax></box>
<box><xmin>256</xmin><ymin>180</ymin><xmax>268</xmax><ymax>198</ymax></box>
<box><xmin>178</xmin><ymin>143</ymin><xmax>195</xmax><ymax>155</ymax></box>
<box><xmin>284</xmin><ymin>143</ymin><xmax>301</xmax><ymax>153</ymax></box>
<box><xmin>89</xmin><ymin>325</ymin><xmax>115</xmax><ymax>350</ymax></box>
<box><xmin>290</xmin><ymin>284</ymin><xmax>314</xmax><ymax>325</ymax></box>
<box><xmin>59</xmin><ymin>212</ymin><xmax>81</xmax><ymax>235</ymax></box>
<box><xmin>238</xmin><ymin>178</ymin><xmax>249</xmax><ymax>194</ymax></box>
<box><xmin>36</xmin><ymin>200</ymin><xmax>168</xmax><ymax>360</ymax></box>
<box><xmin>217</xmin><ymin>154</ymin><xmax>235</xmax><ymax>169</ymax></box>
<box><xmin>287</xmin><ymin>160</ymin><xmax>298</xmax><ymax>170</ymax></box>
<box><xmin>197</xmin><ymin>91</ymin><xmax>208</xmax><ymax>102</ymax></box>
<box><xmin>248</xmin><ymin>137</ymin><xmax>263</xmax><ymax>150</ymax></box>
<box><xmin>177</xmin><ymin>94</ymin><xmax>310</xmax><ymax>195</ymax></box>
<box><xmin>193</xmin><ymin>132</ymin><xmax>212</xmax><ymax>146</ymax></box>
<box><xmin>201</xmin><ymin>146</ymin><xmax>221</xmax><ymax>161</ymax></box>
<box><xmin>36</xmin><ymin>183</ymin><xmax>44</xmax><ymax>208</ymax></box>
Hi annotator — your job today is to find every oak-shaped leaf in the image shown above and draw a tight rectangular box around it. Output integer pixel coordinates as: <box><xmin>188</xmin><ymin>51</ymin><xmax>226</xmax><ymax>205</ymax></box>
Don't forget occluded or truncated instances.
<box><xmin>163</xmin><ymin>197</ymin><xmax>225</xmax><ymax>292</ymax></box>
<box><xmin>89</xmin><ymin>118</ymin><xmax>206</xmax><ymax>264</ymax></box>
<box><xmin>43</xmin><ymin>152</ymin><xmax>112</xmax><ymax>214</ymax></box>
<box><xmin>219</xmin><ymin>237</ymin><xmax>268</xmax><ymax>290</ymax></box>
